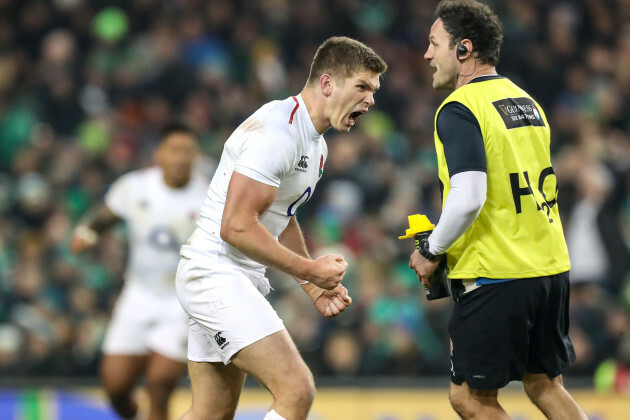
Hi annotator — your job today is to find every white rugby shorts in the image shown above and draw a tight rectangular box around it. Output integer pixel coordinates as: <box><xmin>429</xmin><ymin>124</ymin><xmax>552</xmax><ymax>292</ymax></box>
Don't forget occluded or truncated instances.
<box><xmin>175</xmin><ymin>256</ymin><xmax>285</xmax><ymax>364</ymax></box>
<box><xmin>102</xmin><ymin>281</ymin><xmax>188</xmax><ymax>362</ymax></box>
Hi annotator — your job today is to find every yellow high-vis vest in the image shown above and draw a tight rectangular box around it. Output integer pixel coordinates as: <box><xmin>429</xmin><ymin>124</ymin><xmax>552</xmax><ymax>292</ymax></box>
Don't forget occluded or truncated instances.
<box><xmin>434</xmin><ymin>77</ymin><xmax>571</xmax><ymax>279</ymax></box>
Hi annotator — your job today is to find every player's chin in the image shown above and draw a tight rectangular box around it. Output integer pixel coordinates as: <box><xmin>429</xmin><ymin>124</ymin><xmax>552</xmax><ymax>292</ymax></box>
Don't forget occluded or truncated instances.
<box><xmin>173</xmin><ymin>174</ymin><xmax>188</xmax><ymax>183</ymax></box>
<box><xmin>333</xmin><ymin>122</ymin><xmax>352</xmax><ymax>132</ymax></box>
<box><xmin>334</xmin><ymin>114</ymin><xmax>360</xmax><ymax>131</ymax></box>
<box><xmin>434</xmin><ymin>75</ymin><xmax>456</xmax><ymax>90</ymax></box>
<box><xmin>433</xmin><ymin>76</ymin><xmax>446</xmax><ymax>89</ymax></box>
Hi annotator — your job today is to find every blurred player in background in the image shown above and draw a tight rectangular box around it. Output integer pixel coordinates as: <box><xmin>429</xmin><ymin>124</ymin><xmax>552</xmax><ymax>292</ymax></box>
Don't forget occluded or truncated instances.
<box><xmin>175</xmin><ymin>36</ymin><xmax>387</xmax><ymax>420</ymax></box>
<box><xmin>409</xmin><ymin>1</ymin><xmax>587</xmax><ymax>419</ymax></box>
<box><xmin>71</xmin><ymin>122</ymin><xmax>208</xmax><ymax>420</ymax></box>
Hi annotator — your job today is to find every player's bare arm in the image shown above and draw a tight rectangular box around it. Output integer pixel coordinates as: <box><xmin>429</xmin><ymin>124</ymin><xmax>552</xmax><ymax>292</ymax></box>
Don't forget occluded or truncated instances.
<box><xmin>221</xmin><ymin>172</ymin><xmax>347</xmax><ymax>290</ymax></box>
<box><xmin>278</xmin><ymin>216</ymin><xmax>352</xmax><ymax>316</ymax></box>
<box><xmin>70</xmin><ymin>204</ymin><xmax>121</xmax><ymax>253</ymax></box>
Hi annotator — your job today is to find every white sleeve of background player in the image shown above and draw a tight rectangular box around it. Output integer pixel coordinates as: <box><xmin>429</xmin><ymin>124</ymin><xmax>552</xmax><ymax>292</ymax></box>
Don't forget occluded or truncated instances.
<box><xmin>234</xmin><ymin>130</ymin><xmax>297</xmax><ymax>188</ymax></box>
<box><xmin>104</xmin><ymin>173</ymin><xmax>135</xmax><ymax>219</ymax></box>
<box><xmin>428</xmin><ymin>171</ymin><xmax>487</xmax><ymax>255</ymax></box>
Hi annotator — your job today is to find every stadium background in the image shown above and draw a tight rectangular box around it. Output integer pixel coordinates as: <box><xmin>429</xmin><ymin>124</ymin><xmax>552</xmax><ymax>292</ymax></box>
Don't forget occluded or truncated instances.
<box><xmin>0</xmin><ymin>0</ymin><xmax>629</xmax><ymax>418</ymax></box>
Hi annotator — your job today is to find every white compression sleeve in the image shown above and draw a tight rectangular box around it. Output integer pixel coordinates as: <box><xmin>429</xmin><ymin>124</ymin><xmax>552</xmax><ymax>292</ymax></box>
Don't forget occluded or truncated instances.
<box><xmin>428</xmin><ymin>171</ymin><xmax>487</xmax><ymax>255</ymax></box>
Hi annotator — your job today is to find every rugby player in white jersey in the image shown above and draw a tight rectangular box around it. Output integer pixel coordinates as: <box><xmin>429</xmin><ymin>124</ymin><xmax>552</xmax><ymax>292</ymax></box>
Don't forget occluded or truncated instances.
<box><xmin>175</xmin><ymin>37</ymin><xmax>387</xmax><ymax>420</ymax></box>
<box><xmin>71</xmin><ymin>123</ymin><xmax>208</xmax><ymax>420</ymax></box>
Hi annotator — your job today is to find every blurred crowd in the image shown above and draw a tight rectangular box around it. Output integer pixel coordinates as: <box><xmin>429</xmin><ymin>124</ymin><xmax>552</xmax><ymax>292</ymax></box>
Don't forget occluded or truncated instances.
<box><xmin>0</xmin><ymin>0</ymin><xmax>629</xmax><ymax>391</ymax></box>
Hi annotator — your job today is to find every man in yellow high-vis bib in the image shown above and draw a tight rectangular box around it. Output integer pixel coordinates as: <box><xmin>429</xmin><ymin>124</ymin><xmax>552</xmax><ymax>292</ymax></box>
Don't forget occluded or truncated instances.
<box><xmin>408</xmin><ymin>1</ymin><xmax>588</xmax><ymax>419</ymax></box>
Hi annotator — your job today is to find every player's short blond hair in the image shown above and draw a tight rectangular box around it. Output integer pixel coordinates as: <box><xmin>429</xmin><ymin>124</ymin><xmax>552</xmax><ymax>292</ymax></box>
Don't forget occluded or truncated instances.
<box><xmin>306</xmin><ymin>36</ymin><xmax>387</xmax><ymax>86</ymax></box>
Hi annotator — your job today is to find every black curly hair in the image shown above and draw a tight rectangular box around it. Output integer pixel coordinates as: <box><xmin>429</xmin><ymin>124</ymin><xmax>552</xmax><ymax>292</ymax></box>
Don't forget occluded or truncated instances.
<box><xmin>435</xmin><ymin>0</ymin><xmax>503</xmax><ymax>66</ymax></box>
<box><xmin>159</xmin><ymin>121</ymin><xmax>198</xmax><ymax>143</ymax></box>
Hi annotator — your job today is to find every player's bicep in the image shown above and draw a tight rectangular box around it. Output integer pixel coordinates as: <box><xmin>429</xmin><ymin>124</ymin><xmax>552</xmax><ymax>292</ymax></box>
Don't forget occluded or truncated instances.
<box><xmin>222</xmin><ymin>172</ymin><xmax>278</xmax><ymax>234</ymax></box>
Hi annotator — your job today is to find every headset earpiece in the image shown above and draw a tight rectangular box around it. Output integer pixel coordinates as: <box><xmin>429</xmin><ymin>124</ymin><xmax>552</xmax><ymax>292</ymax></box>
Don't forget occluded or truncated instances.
<box><xmin>456</xmin><ymin>42</ymin><xmax>468</xmax><ymax>60</ymax></box>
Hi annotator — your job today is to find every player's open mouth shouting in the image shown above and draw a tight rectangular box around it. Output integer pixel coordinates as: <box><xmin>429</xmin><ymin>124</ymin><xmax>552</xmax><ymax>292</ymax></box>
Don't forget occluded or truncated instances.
<box><xmin>348</xmin><ymin>109</ymin><xmax>367</xmax><ymax>127</ymax></box>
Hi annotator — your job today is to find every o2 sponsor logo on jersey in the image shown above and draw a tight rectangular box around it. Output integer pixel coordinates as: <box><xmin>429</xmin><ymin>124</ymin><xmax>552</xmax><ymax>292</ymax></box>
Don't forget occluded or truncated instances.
<box><xmin>286</xmin><ymin>187</ymin><xmax>312</xmax><ymax>216</ymax></box>
<box><xmin>148</xmin><ymin>225</ymin><xmax>180</xmax><ymax>251</ymax></box>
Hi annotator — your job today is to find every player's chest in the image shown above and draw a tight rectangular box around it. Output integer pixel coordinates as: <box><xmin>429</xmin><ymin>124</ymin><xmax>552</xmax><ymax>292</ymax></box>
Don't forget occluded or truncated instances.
<box><xmin>128</xmin><ymin>192</ymin><xmax>199</xmax><ymax>233</ymax></box>
<box><xmin>277</xmin><ymin>147</ymin><xmax>325</xmax><ymax>201</ymax></box>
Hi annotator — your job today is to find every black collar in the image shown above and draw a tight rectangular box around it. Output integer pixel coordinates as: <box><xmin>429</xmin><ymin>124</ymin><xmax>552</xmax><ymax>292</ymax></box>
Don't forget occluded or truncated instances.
<box><xmin>468</xmin><ymin>74</ymin><xmax>504</xmax><ymax>84</ymax></box>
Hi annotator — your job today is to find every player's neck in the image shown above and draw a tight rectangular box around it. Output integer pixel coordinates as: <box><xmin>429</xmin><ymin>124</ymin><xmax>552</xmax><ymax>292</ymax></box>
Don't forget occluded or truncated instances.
<box><xmin>300</xmin><ymin>87</ymin><xmax>330</xmax><ymax>134</ymax></box>
<box><xmin>455</xmin><ymin>64</ymin><xmax>497</xmax><ymax>89</ymax></box>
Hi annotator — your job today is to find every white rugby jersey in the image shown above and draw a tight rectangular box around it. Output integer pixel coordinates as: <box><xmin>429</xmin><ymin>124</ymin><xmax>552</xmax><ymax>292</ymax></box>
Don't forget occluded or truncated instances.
<box><xmin>105</xmin><ymin>166</ymin><xmax>208</xmax><ymax>293</ymax></box>
<box><xmin>180</xmin><ymin>94</ymin><xmax>327</xmax><ymax>273</ymax></box>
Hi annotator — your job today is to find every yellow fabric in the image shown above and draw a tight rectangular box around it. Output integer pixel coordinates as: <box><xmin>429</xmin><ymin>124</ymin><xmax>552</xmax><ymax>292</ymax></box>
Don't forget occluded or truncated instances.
<box><xmin>434</xmin><ymin>77</ymin><xmax>570</xmax><ymax>279</ymax></box>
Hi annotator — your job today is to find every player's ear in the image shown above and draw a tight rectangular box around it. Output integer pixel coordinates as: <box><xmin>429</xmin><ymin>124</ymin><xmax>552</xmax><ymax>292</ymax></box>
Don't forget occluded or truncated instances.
<box><xmin>320</xmin><ymin>74</ymin><xmax>333</xmax><ymax>97</ymax></box>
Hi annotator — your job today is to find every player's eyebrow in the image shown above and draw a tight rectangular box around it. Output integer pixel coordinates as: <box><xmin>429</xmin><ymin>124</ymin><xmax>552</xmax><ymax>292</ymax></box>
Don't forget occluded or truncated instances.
<box><xmin>357</xmin><ymin>78</ymin><xmax>380</xmax><ymax>92</ymax></box>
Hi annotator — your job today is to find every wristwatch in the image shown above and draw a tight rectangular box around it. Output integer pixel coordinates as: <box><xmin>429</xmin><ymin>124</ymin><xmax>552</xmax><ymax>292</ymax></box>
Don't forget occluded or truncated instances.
<box><xmin>418</xmin><ymin>237</ymin><xmax>440</xmax><ymax>262</ymax></box>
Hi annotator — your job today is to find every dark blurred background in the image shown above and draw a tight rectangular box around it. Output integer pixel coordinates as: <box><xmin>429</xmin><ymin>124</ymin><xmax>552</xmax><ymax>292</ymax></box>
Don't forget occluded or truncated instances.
<box><xmin>0</xmin><ymin>0</ymin><xmax>629</xmax><ymax>393</ymax></box>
